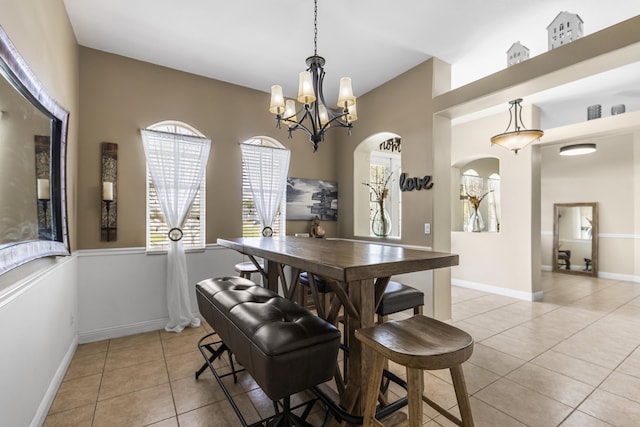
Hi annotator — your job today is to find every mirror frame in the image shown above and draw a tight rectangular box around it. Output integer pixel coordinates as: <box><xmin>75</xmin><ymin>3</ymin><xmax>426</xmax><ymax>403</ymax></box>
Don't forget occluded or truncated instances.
<box><xmin>0</xmin><ymin>26</ymin><xmax>70</xmax><ymax>275</ymax></box>
<box><xmin>552</xmin><ymin>202</ymin><xmax>598</xmax><ymax>277</ymax></box>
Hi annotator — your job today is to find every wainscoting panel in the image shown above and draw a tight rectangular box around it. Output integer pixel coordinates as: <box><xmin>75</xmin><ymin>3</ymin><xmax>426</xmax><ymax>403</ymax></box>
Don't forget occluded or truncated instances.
<box><xmin>0</xmin><ymin>256</ymin><xmax>78</xmax><ymax>427</ymax></box>
<box><xmin>77</xmin><ymin>245</ymin><xmax>244</xmax><ymax>343</ymax></box>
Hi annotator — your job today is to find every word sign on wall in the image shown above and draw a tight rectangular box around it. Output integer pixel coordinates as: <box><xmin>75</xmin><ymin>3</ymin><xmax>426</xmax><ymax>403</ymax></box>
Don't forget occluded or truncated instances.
<box><xmin>379</xmin><ymin>137</ymin><xmax>401</xmax><ymax>153</ymax></box>
<box><xmin>399</xmin><ymin>172</ymin><xmax>434</xmax><ymax>192</ymax></box>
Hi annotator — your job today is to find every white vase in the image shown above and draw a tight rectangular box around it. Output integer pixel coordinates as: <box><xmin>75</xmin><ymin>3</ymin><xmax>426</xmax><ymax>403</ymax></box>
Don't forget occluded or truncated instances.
<box><xmin>467</xmin><ymin>207</ymin><xmax>484</xmax><ymax>232</ymax></box>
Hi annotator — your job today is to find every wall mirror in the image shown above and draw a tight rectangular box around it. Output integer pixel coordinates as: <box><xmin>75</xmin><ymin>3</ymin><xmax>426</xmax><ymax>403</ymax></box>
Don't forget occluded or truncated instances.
<box><xmin>552</xmin><ymin>202</ymin><xmax>598</xmax><ymax>276</ymax></box>
<box><xmin>0</xmin><ymin>25</ymin><xmax>70</xmax><ymax>275</ymax></box>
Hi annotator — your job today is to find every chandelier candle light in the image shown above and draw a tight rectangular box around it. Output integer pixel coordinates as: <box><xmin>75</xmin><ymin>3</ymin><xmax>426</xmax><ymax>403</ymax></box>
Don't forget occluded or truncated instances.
<box><xmin>269</xmin><ymin>0</ymin><xmax>357</xmax><ymax>152</ymax></box>
<box><xmin>490</xmin><ymin>98</ymin><xmax>544</xmax><ymax>154</ymax></box>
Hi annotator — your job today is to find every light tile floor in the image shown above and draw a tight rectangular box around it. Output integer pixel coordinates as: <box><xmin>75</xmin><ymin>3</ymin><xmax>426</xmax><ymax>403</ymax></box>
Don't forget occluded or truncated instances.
<box><xmin>44</xmin><ymin>272</ymin><xmax>640</xmax><ymax>426</ymax></box>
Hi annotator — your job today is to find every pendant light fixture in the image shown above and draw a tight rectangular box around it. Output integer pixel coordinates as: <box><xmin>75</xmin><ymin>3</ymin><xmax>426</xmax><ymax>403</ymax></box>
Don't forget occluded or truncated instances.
<box><xmin>269</xmin><ymin>0</ymin><xmax>356</xmax><ymax>152</ymax></box>
<box><xmin>490</xmin><ymin>98</ymin><xmax>544</xmax><ymax>154</ymax></box>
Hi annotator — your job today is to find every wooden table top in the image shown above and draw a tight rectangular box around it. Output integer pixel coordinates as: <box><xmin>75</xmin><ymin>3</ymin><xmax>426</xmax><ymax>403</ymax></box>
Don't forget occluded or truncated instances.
<box><xmin>217</xmin><ymin>237</ymin><xmax>458</xmax><ymax>283</ymax></box>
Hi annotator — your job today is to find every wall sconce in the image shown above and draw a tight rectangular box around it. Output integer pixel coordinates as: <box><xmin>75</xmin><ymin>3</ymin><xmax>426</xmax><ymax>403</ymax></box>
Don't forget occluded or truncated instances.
<box><xmin>101</xmin><ymin>142</ymin><xmax>117</xmax><ymax>241</ymax></box>
<box><xmin>35</xmin><ymin>135</ymin><xmax>51</xmax><ymax>239</ymax></box>
<box><xmin>37</xmin><ymin>178</ymin><xmax>50</xmax><ymax>238</ymax></box>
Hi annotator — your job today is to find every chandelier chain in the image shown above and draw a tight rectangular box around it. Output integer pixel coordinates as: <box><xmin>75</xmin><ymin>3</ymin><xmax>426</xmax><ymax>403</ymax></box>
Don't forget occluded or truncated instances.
<box><xmin>313</xmin><ymin>0</ymin><xmax>318</xmax><ymax>55</ymax></box>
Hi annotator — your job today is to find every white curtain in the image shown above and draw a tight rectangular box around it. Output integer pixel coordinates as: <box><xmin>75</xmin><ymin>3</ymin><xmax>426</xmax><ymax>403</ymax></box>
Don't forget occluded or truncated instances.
<box><xmin>488</xmin><ymin>176</ymin><xmax>501</xmax><ymax>232</ymax></box>
<box><xmin>141</xmin><ymin>129</ymin><xmax>211</xmax><ymax>332</ymax></box>
<box><xmin>240</xmin><ymin>144</ymin><xmax>290</xmax><ymax>235</ymax></box>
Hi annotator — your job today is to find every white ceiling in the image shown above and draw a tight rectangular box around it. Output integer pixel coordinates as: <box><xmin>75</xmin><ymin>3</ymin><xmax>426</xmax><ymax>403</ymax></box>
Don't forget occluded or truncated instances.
<box><xmin>63</xmin><ymin>0</ymin><xmax>640</xmax><ymax>128</ymax></box>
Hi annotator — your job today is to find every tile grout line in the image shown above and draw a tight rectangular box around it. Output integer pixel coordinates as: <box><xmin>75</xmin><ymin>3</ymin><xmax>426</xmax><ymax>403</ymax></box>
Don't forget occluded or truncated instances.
<box><xmin>454</xmin><ymin>282</ymin><xmax>628</xmax><ymax>426</ymax></box>
<box><xmin>555</xmin><ymin>341</ymin><xmax>640</xmax><ymax>426</ymax></box>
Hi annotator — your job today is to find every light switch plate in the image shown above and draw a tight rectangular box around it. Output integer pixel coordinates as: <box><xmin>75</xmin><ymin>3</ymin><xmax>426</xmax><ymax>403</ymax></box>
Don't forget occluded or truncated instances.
<box><xmin>424</xmin><ymin>223</ymin><xmax>431</xmax><ymax>234</ymax></box>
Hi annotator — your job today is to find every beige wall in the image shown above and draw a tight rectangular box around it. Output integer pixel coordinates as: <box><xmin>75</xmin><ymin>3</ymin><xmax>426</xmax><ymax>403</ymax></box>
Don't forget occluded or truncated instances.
<box><xmin>450</xmin><ymin>107</ymin><xmax>542</xmax><ymax>297</ymax></box>
<box><xmin>77</xmin><ymin>48</ymin><xmax>339</xmax><ymax>249</ymax></box>
<box><xmin>335</xmin><ymin>59</ymin><xmax>448</xmax><ymax>246</ymax></box>
<box><xmin>541</xmin><ymin>133</ymin><xmax>637</xmax><ymax>276</ymax></box>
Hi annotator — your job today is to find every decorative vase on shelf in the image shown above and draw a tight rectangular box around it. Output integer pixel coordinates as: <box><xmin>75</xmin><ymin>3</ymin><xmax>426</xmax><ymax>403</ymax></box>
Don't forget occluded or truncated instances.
<box><xmin>372</xmin><ymin>200</ymin><xmax>391</xmax><ymax>237</ymax></box>
<box><xmin>468</xmin><ymin>207</ymin><xmax>485</xmax><ymax>232</ymax></box>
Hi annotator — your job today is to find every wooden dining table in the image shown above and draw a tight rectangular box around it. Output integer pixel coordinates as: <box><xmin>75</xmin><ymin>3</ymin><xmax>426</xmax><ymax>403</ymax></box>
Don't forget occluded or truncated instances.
<box><xmin>217</xmin><ymin>236</ymin><xmax>459</xmax><ymax>421</ymax></box>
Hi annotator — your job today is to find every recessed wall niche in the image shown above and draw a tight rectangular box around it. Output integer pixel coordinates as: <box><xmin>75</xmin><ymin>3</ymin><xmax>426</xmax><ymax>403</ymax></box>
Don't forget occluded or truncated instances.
<box><xmin>452</xmin><ymin>157</ymin><xmax>500</xmax><ymax>233</ymax></box>
<box><xmin>353</xmin><ymin>132</ymin><xmax>402</xmax><ymax>238</ymax></box>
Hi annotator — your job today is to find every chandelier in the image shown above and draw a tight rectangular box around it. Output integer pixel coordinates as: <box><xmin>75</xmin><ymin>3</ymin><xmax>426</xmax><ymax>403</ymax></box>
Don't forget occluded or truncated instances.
<box><xmin>269</xmin><ymin>0</ymin><xmax>357</xmax><ymax>152</ymax></box>
<box><xmin>490</xmin><ymin>98</ymin><xmax>544</xmax><ymax>154</ymax></box>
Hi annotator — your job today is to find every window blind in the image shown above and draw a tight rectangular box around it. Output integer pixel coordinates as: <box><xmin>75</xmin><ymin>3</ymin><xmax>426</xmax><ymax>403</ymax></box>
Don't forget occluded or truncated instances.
<box><xmin>143</xmin><ymin>127</ymin><xmax>208</xmax><ymax>251</ymax></box>
<box><xmin>241</xmin><ymin>143</ymin><xmax>290</xmax><ymax>236</ymax></box>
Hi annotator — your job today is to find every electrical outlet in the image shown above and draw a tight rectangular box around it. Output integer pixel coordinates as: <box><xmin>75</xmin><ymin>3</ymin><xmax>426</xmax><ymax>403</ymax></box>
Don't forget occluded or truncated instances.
<box><xmin>424</xmin><ymin>223</ymin><xmax>431</xmax><ymax>234</ymax></box>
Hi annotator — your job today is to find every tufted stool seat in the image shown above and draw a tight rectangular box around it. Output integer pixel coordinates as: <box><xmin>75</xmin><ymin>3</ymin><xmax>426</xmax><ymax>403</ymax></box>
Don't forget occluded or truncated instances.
<box><xmin>300</xmin><ymin>274</ymin><xmax>424</xmax><ymax>322</ymax></box>
<box><xmin>233</xmin><ymin>261</ymin><xmax>263</xmax><ymax>280</ymax></box>
<box><xmin>376</xmin><ymin>281</ymin><xmax>424</xmax><ymax>323</ymax></box>
<box><xmin>196</xmin><ymin>276</ymin><xmax>341</xmax><ymax>403</ymax></box>
<box><xmin>298</xmin><ymin>272</ymin><xmax>334</xmax><ymax>316</ymax></box>
<box><xmin>356</xmin><ymin>315</ymin><xmax>475</xmax><ymax>427</ymax></box>
<box><xmin>299</xmin><ymin>271</ymin><xmax>333</xmax><ymax>293</ymax></box>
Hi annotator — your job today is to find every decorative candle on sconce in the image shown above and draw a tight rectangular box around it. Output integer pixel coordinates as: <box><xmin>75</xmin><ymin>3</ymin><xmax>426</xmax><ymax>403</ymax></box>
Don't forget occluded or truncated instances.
<box><xmin>37</xmin><ymin>178</ymin><xmax>50</xmax><ymax>200</ymax></box>
<box><xmin>101</xmin><ymin>142</ymin><xmax>118</xmax><ymax>241</ymax></box>
<box><xmin>102</xmin><ymin>181</ymin><xmax>114</xmax><ymax>201</ymax></box>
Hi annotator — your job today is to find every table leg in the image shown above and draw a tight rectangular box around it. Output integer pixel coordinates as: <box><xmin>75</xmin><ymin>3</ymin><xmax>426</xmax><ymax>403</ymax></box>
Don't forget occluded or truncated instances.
<box><xmin>265</xmin><ymin>260</ymin><xmax>280</xmax><ymax>294</ymax></box>
<box><xmin>347</xmin><ymin>278</ymin><xmax>376</xmax><ymax>414</ymax></box>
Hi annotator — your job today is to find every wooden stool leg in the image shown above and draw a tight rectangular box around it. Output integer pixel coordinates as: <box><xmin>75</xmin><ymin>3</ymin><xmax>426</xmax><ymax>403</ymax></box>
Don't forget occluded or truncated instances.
<box><xmin>406</xmin><ymin>367</ymin><xmax>424</xmax><ymax>427</ymax></box>
<box><xmin>450</xmin><ymin>365</ymin><xmax>474</xmax><ymax>427</ymax></box>
<box><xmin>362</xmin><ymin>351</ymin><xmax>386</xmax><ymax>427</ymax></box>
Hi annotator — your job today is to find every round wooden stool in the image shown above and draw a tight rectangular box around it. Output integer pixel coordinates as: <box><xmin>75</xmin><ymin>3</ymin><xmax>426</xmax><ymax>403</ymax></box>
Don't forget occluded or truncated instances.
<box><xmin>355</xmin><ymin>315</ymin><xmax>475</xmax><ymax>427</ymax></box>
<box><xmin>234</xmin><ymin>261</ymin><xmax>262</xmax><ymax>280</ymax></box>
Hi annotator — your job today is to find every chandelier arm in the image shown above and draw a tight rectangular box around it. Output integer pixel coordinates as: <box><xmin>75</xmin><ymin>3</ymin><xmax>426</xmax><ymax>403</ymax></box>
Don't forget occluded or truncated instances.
<box><xmin>504</xmin><ymin>103</ymin><xmax>515</xmax><ymax>134</ymax></box>
<box><xmin>286</xmin><ymin>108</ymin><xmax>316</xmax><ymax>138</ymax></box>
<box><xmin>322</xmin><ymin>111</ymin><xmax>352</xmax><ymax>131</ymax></box>
<box><xmin>515</xmin><ymin>101</ymin><xmax>525</xmax><ymax>131</ymax></box>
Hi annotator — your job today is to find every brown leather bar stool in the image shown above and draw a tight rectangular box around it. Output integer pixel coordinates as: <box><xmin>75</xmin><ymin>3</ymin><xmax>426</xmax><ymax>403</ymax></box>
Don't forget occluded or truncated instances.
<box><xmin>356</xmin><ymin>315</ymin><xmax>475</xmax><ymax>427</ymax></box>
<box><xmin>375</xmin><ymin>281</ymin><xmax>424</xmax><ymax>324</ymax></box>
<box><xmin>234</xmin><ymin>261</ymin><xmax>262</xmax><ymax>280</ymax></box>
<box><xmin>298</xmin><ymin>272</ymin><xmax>333</xmax><ymax>317</ymax></box>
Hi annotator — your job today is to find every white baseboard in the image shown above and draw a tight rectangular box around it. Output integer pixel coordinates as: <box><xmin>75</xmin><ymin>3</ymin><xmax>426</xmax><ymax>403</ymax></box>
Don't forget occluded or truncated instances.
<box><xmin>78</xmin><ymin>312</ymin><xmax>204</xmax><ymax>344</ymax></box>
<box><xmin>31</xmin><ymin>335</ymin><xmax>78</xmax><ymax>427</ymax></box>
<box><xmin>598</xmin><ymin>272</ymin><xmax>640</xmax><ymax>283</ymax></box>
<box><xmin>542</xmin><ymin>265</ymin><xmax>639</xmax><ymax>283</ymax></box>
<box><xmin>452</xmin><ymin>278</ymin><xmax>544</xmax><ymax>301</ymax></box>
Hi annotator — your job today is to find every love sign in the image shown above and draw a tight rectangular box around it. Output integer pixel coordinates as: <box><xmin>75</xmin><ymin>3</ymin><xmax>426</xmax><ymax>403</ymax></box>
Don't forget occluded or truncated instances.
<box><xmin>399</xmin><ymin>172</ymin><xmax>434</xmax><ymax>192</ymax></box>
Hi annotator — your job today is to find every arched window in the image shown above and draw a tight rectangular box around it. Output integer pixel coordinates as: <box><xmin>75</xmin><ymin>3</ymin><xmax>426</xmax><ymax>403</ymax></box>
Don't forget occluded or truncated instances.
<box><xmin>455</xmin><ymin>157</ymin><xmax>500</xmax><ymax>233</ymax></box>
<box><xmin>241</xmin><ymin>137</ymin><xmax>288</xmax><ymax>237</ymax></box>
<box><xmin>145</xmin><ymin>121</ymin><xmax>207</xmax><ymax>251</ymax></box>
<box><xmin>461</xmin><ymin>169</ymin><xmax>481</xmax><ymax>228</ymax></box>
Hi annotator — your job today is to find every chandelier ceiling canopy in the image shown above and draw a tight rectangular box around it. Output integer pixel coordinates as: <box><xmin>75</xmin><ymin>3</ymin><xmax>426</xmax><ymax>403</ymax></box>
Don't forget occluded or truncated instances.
<box><xmin>269</xmin><ymin>0</ymin><xmax>356</xmax><ymax>152</ymax></box>
<box><xmin>490</xmin><ymin>98</ymin><xmax>544</xmax><ymax>154</ymax></box>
